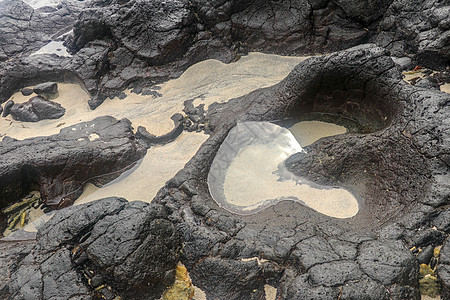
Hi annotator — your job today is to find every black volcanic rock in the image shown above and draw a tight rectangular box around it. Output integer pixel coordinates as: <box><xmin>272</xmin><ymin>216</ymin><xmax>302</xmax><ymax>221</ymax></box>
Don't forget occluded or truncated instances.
<box><xmin>439</xmin><ymin>239</ymin><xmax>450</xmax><ymax>300</ymax></box>
<box><xmin>1</xmin><ymin>44</ymin><xmax>449</xmax><ymax>300</ymax></box>
<box><xmin>0</xmin><ymin>116</ymin><xmax>146</xmax><ymax>209</ymax></box>
<box><xmin>149</xmin><ymin>44</ymin><xmax>449</xmax><ymax>298</ymax></box>
<box><xmin>6</xmin><ymin>197</ymin><xmax>181</xmax><ymax>300</ymax></box>
<box><xmin>33</xmin><ymin>82</ymin><xmax>58</xmax><ymax>100</ymax></box>
<box><xmin>2</xmin><ymin>99</ymin><xmax>14</xmax><ymax>117</ymax></box>
<box><xmin>1</xmin><ymin>0</ymin><xmax>448</xmax><ymax>110</ymax></box>
<box><xmin>0</xmin><ymin>0</ymin><xmax>86</xmax><ymax>61</ymax></box>
<box><xmin>10</xmin><ymin>96</ymin><xmax>65</xmax><ymax>122</ymax></box>
<box><xmin>20</xmin><ymin>88</ymin><xmax>33</xmax><ymax>96</ymax></box>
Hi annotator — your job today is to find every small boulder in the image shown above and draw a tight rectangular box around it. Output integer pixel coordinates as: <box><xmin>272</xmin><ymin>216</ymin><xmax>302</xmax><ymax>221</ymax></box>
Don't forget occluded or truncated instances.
<box><xmin>33</xmin><ymin>82</ymin><xmax>58</xmax><ymax>100</ymax></box>
<box><xmin>2</xmin><ymin>100</ymin><xmax>14</xmax><ymax>117</ymax></box>
<box><xmin>10</xmin><ymin>96</ymin><xmax>65</xmax><ymax>122</ymax></box>
<box><xmin>20</xmin><ymin>88</ymin><xmax>33</xmax><ymax>96</ymax></box>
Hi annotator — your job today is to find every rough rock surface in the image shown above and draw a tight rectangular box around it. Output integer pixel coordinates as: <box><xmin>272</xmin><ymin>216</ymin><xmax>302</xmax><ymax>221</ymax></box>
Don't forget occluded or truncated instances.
<box><xmin>0</xmin><ymin>0</ymin><xmax>85</xmax><ymax>61</ymax></box>
<box><xmin>439</xmin><ymin>239</ymin><xmax>450</xmax><ymax>300</ymax></box>
<box><xmin>0</xmin><ymin>116</ymin><xmax>146</xmax><ymax>209</ymax></box>
<box><xmin>2</xmin><ymin>44</ymin><xmax>448</xmax><ymax>300</ymax></box>
<box><xmin>0</xmin><ymin>0</ymin><xmax>449</xmax><ymax>298</ymax></box>
<box><xmin>1</xmin><ymin>0</ymin><xmax>448</xmax><ymax>108</ymax></box>
<box><xmin>33</xmin><ymin>82</ymin><xmax>58</xmax><ymax>100</ymax></box>
<box><xmin>4</xmin><ymin>197</ymin><xmax>180</xmax><ymax>300</ymax></box>
<box><xmin>149</xmin><ymin>44</ymin><xmax>447</xmax><ymax>299</ymax></box>
<box><xmin>10</xmin><ymin>96</ymin><xmax>65</xmax><ymax>122</ymax></box>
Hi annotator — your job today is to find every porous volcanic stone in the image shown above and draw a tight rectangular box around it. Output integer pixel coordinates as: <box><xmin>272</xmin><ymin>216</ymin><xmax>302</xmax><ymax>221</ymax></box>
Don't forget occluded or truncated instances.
<box><xmin>10</xmin><ymin>96</ymin><xmax>65</xmax><ymax>122</ymax></box>
<box><xmin>33</xmin><ymin>82</ymin><xmax>58</xmax><ymax>100</ymax></box>
<box><xmin>7</xmin><ymin>197</ymin><xmax>181</xmax><ymax>300</ymax></box>
<box><xmin>0</xmin><ymin>116</ymin><xmax>146</xmax><ymax>209</ymax></box>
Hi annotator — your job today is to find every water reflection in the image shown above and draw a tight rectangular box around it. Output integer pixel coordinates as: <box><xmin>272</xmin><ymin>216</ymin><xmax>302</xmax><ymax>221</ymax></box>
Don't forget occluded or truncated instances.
<box><xmin>207</xmin><ymin>121</ymin><xmax>359</xmax><ymax>218</ymax></box>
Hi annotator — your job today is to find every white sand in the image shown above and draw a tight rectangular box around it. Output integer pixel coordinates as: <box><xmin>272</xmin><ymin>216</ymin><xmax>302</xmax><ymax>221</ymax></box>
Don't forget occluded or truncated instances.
<box><xmin>75</xmin><ymin>132</ymin><xmax>207</xmax><ymax>204</ymax></box>
<box><xmin>288</xmin><ymin>121</ymin><xmax>347</xmax><ymax>147</ymax></box>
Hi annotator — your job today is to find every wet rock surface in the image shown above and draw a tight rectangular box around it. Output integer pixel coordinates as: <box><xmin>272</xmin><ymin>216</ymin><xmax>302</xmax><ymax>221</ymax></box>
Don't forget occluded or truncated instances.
<box><xmin>0</xmin><ymin>116</ymin><xmax>146</xmax><ymax>209</ymax></box>
<box><xmin>1</xmin><ymin>0</ymin><xmax>448</xmax><ymax>108</ymax></box>
<box><xmin>150</xmin><ymin>45</ymin><xmax>448</xmax><ymax>299</ymax></box>
<box><xmin>0</xmin><ymin>0</ymin><xmax>449</xmax><ymax>299</ymax></box>
<box><xmin>0</xmin><ymin>44</ymin><xmax>448</xmax><ymax>299</ymax></box>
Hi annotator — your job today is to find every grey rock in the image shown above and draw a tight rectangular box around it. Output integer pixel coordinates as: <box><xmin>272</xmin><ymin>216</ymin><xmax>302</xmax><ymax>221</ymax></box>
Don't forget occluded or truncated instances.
<box><xmin>0</xmin><ymin>116</ymin><xmax>146</xmax><ymax>209</ymax></box>
<box><xmin>2</xmin><ymin>99</ymin><xmax>14</xmax><ymax>117</ymax></box>
<box><xmin>20</xmin><ymin>88</ymin><xmax>33</xmax><ymax>96</ymax></box>
<box><xmin>136</xmin><ymin>113</ymin><xmax>184</xmax><ymax>148</ymax></box>
<box><xmin>341</xmin><ymin>276</ymin><xmax>389</xmax><ymax>300</ymax></box>
<box><xmin>415</xmin><ymin>77</ymin><xmax>441</xmax><ymax>90</ymax></box>
<box><xmin>8</xmin><ymin>197</ymin><xmax>181</xmax><ymax>300</ymax></box>
<box><xmin>10</xmin><ymin>96</ymin><xmax>65</xmax><ymax>122</ymax></box>
<box><xmin>309</xmin><ymin>261</ymin><xmax>362</xmax><ymax>287</ymax></box>
<box><xmin>358</xmin><ymin>240</ymin><xmax>417</xmax><ymax>286</ymax></box>
<box><xmin>439</xmin><ymin>238</ymin><xmax>450</xmax><ymax>300</ymax></box>
<box><xmin>33</xmin><ymin>82</ymin><xmax>58</xmax><ymax>100</ymax></box>
<box><xmin>392</xmin><ymin>56</ymin><xmax>412</xmax><ymax>71</ymax></box>
<box><xmin>417</xmin><ymin>245</ymin><xmax>434</xmax><ymax>265</ymax></box>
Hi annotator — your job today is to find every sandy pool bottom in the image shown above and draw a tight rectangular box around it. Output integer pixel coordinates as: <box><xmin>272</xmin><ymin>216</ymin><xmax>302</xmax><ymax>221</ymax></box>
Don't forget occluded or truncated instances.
<box><xmin>209</xmin><ymin>121</ymin><xmax>358</xmax><ymax>219</ymax></box>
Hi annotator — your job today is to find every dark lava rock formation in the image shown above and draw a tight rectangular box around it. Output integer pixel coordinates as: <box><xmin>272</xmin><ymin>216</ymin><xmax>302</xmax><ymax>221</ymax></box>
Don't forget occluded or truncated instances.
<box><xmin>0</xmin><ymin>0</ymin><xmax>84</xmax><ymax>61</ymax></box>
<box><xmin>0</xmin><ymin>0</ymin><xmax>448</xmax><ymax>108</ymax></box>
<box><xmin>5</xmin><ymin>197</ymin><xmax>181</xmax><ymax>300</ymax></box>
<box><xmin>0</xmin><ymin>116</ymin><xmax>146</xmax><ymax>209</ymax></box>
<box><xmin>146</xmin><ymin>44</ymin><xmax>450</xmax><ymax>299</ymax></box>
<box><xmin>0</xmin><ymin>0</ymin><xmax>449</xmax><ymax>299</ymax></box>
<box><xmin>1</xmin><ymin>45</ymin><xmax>448</xmax><ymax>299</ymax></box>
<box><xmin>10</xmin><ymin>96</ymin><xmax>65</xmax><ymax>122</ymax></box>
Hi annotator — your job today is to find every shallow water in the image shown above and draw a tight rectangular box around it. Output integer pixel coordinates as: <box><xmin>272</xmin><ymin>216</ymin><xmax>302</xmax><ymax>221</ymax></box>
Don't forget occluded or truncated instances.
<box><xmin>1</xmin><ymin>52</ymin><xmax>308</xmax><ymax>213</ymax></box>
<box><xmin>208</xmin><ymin>121</ymin><xmax>358</xmax><ymax>218</ymax></box>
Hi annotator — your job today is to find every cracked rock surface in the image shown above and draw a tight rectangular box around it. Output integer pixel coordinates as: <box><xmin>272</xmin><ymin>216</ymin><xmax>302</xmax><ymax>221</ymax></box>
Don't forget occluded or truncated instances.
<box><xmin>0</xmin><ymin>0</ymin><xmax>449</xmax><ymax>299</ymax></box>
<box><xmin>5</xmin><ymin>197</ymin><xmax>180</xmax><ymax>300</ymax></box>
<box><xmin>148</xmin><ymin>44</ymin><xmax>448</xmax><ymax>299</ymax></box>
<box><xmin>0</xmin><ymin>116</ymin><xmax>146</xmax><ymax>209</ymax></box>
<box><xmin>2</xmin><ymin>44</ymin><xmax>447</xmax><ymax>300</ymax></box>
<box><xmin>1</xmin><ymin>0</ymin><xmax>448</xmax><ymax>108</ymax></box>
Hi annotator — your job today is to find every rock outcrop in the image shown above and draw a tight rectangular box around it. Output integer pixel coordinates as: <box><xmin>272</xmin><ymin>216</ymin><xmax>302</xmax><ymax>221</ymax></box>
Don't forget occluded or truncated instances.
<box><xmin>0</xmin><ymin>116</ymin><xmax>146</xmax><ymax>209</ymax></box>
<box><xmin>148</xmin><ymin>44</ymin><xmax>448</xmax><ymax>299</ymax></box>
<box><xmin>1</xmin><ymin>0</ymin><xmax>448</xmax><ymax>109</ymax></box>
<box><xmin>0</xmin><ymin>0</ymin><xmax>449</xmax><ymax>298</ymax></box>
<box><xmin>4</xmin><ymin>198</ymin><xmax>181</xmax><ymax>300</ymax></box>
<box><xmin>10</xmin><ymin>96</ymin><xmax>65</xmax><ymax>122</ymax></box>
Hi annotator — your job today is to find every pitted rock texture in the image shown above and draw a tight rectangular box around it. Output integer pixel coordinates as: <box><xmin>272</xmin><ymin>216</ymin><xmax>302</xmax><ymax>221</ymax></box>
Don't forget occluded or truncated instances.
<box><xmin>0</xmin><ymin>0</ymin><xmax>85</xmax><ymax>61</ymax></box>
<box><xmin>439</xmin><ymin>238</ymin><xmax>450</xmax><ymax>300</ymax></box>
<box><xmin>0</xmin><ymin>116</ymin><xmax>146</xmax><ymax>209</ymax></box>
<box><xmin>1</xmin><ymin>45</ymin><xmax>449</xmax><ymax>300</ymax></box>
<box><xmin>375</xmin><ymin>0</ymin><xmax>450</xmax><ymax>70</ymax></box>
<box><xmin>147</xmin><ymin>44</ymin><xmax>448</xmax><ymax>299</ymax></box>
<box><xmin>10</xmin><ymin>96</ymin><xmax>65</xmax><ymax>122</ymax></box>
<box><xmin>5</xmin><ymin>197</ymin><xmax>181</xmax><ymax>300</ymax></box>
<box><xmin>0</xmin><ymin>240</ymin><xmax>36</xmax><ymax>298</ymax></box>
<box><xmin>1</xmin><ymin>0</ymin><xmax>448</xmax><ymax>109</ymax></box>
